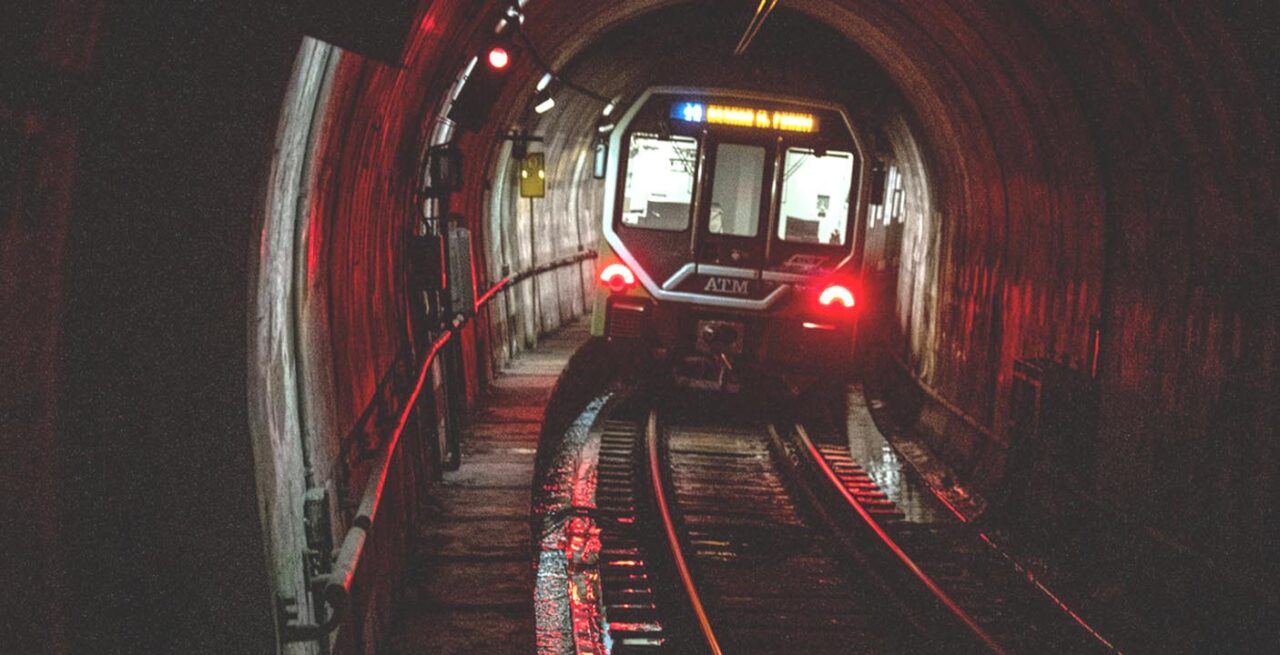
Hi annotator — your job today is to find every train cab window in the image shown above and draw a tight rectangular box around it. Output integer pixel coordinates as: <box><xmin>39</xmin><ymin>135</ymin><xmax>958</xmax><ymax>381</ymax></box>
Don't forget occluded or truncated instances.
<box><xmin>708</xmin><ymin>143</ymin><xmax>766</xmax><ymax>237</ymax></box>
<box><xmin>620</xmin><ymin>133</ymin><xmax>698</xmax><ymax>231</ymax></box>
<box><xmin>777</xmin><ymin>147</ymin><xmax>855</xmax><ymax>245</ymax></box>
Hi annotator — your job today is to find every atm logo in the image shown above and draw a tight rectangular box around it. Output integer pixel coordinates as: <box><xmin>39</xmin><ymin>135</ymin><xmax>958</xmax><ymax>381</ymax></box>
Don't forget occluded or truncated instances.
<box><xmin>703</xmin><ymin>277</ymin><xmax>750</xmax><ymax>296</ymax></box>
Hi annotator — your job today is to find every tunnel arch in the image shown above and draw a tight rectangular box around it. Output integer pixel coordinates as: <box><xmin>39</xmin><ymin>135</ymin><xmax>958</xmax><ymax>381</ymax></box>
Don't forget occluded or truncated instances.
<box><xmin>10</xmin><ymin>1</ymin><xmax>1274</xmax><ymax>653</ymax></box>
<box><xmin>243</xmin><ymin>0</ymin><xmax>1273</xmax><ymax>650</ymax></box>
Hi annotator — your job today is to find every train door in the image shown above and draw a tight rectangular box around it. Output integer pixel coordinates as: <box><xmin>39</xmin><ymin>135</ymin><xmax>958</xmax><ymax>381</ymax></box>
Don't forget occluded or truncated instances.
<box><xmin>694</xmin><ymin>137</ymin><xmax>774</xmax><ymax>292</ymax></box>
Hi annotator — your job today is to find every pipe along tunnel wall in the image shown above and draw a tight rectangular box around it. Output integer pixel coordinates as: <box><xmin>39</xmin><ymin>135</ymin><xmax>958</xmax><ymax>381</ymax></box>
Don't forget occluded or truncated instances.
<box><xmin>2</xmin><ymin>0</ymin><xmax>1275</xmax><ymax>652</ymax></box>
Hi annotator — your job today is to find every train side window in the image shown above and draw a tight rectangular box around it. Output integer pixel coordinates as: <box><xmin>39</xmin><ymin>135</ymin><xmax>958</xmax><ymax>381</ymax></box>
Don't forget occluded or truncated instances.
<box><xmin>777</xmin><ymin>147</ymin><xmax>855</xmax><ymax>245</ymax></box>
<box><xmin>620</xmin><ymin>133</ymin><xmax>698</xmax><ymax>231</ymax></box>
<box><xmin>708</xmin><ymin>143</ymin><xmax>765</xmax><ymax>237</ymax></box>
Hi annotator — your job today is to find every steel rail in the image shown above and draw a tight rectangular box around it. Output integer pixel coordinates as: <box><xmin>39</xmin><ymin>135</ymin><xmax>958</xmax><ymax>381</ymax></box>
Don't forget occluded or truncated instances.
<box><xmin>792</xmin><ymin>424</ymin><xmax>1009</xmax><ymax>655</ymax></box>
<box><xmin>859</xmin><ymin>372</ymin><xmax>1124</xmax><ymax>653</ymax></box>
<box><xmin>645</xmin><ymin>410</ymin><xmax>724</xmax><ymax>655</ymax></box>
<box><xmin>864</xmin><ymin>353</ymin><xmax>1123</xmax><ymax>652</ymax></box>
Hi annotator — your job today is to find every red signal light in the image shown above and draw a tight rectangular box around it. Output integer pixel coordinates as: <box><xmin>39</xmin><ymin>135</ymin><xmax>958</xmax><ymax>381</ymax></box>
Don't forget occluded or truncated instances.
<box><xmin>818</xmin><ymin>284</ymin><xmax>855</xmax><ymax>308</ymax></box>
<box><xmin>599</xmin><ymin>263</ymin><xmax>636</xmax><ymax>293</ymax></box>
<box><xmin>487</xmin><ymin>47</ymin><xmax>510</xmax><ymax>70</ymax></box>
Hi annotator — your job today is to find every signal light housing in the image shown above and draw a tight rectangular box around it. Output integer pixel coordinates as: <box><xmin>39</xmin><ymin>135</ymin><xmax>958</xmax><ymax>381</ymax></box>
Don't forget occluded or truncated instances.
<box><xmin>818</xmin><ymin>284</ymin><xmax>856</xmax><ymax>309</ymax></box>
<box><xmin>599</xmin><ymin>263</ymin><xmax>636</xmax><ymax>293</ymax></box>
<box><xmin>449</xmin><ymin>43</ymin><xmax>517</xmax><ymax>131</ymax></box>
<box><xmin>486</xmin><ymin>46</ymin><xmax>510</xmax><ymax>70</ymax></box>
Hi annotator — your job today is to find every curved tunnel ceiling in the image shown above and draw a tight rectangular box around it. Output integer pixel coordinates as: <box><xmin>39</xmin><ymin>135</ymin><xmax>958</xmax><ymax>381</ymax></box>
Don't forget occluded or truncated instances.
<box><xmin>10</xmin><ymin>0</ymin><xmax>1274</xmax><ymax>652</ymax></box>
<box><xmin>445</xmin><ymin>0</ymin><xmax>1109</xmax><ymax>400</ymax></box>
<box><xmin>279</xmin><ymin>0</ymin><xmax>1274</xmax><ymax>489</ymax></box>
<box><xmin>279</xmin><ymin>0</ymin><xmax>1272</xmax><ymax>590</ymax></box>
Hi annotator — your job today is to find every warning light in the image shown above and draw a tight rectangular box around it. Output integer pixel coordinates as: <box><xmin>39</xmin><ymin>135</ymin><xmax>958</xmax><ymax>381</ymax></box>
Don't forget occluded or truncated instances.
<box><xmin>818</xmin><ymin>284</ymin><xmax>855</xmax><ymax>308</ymax></box>
<box><xmin>487</xmin><ymin>47</ymin><xmax>510</xmax><ymax>70</ymax></box>
<box><xmin>450</xmin><ymin>45</ymin><xmax>516</xmax><ymax>131</ymax></box>
<box><xmin>599</xmin><ymin>263</ymin><xmax>636</xmax><ymax>293</ymax></box>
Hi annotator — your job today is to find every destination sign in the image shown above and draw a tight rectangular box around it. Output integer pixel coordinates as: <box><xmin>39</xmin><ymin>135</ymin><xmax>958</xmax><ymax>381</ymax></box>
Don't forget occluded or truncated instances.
<box><xmin>671</xmin><ymin>102</ymin><xmax>818</xmax><ymax>133</ymax></box>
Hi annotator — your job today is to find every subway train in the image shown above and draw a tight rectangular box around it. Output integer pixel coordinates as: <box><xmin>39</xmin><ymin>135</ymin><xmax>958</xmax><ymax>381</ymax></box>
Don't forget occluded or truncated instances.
<box><xmin>590</xmin><ymin>87</ymin><xmax>870</xmax><ymax>390</ymax></box>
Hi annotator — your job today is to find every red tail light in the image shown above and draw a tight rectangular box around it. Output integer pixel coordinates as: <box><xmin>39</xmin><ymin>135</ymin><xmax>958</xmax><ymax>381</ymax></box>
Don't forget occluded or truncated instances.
<box><xmin>818</xmin><ymin>284</ymin><xmax>855</xmax><ymax>308</ymax></box>
<box><xmin>599</xmin><ymin>263</ymin><xmax>636</xmax><ymax>293</ymax></box>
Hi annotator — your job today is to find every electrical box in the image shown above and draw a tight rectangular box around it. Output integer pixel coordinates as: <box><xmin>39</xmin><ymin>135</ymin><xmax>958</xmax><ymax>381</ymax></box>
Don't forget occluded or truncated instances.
<box><xmin>1007</xmin><ymin>358</ymin><xmax>1097</xmax><ymax>511</ymax></box>
<box><xmin>520</xmin><ymin>153</ymin><xmax>546</xmax><ymax>198</ymax></box>
<box><xmin>447</xmin><ymin>226</ymin><xmax>475</xmax><ymax>317</ymax></box>
<box><xmin>425</xmin><ymin>143</ymin><xmax>464</xmax><ymax>197</ymax></box>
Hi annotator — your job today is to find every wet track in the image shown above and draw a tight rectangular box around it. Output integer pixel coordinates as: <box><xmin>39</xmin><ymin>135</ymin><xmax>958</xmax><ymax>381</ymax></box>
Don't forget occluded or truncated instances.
<box><xmin>658</xmin><ymin>419</ymin><xmax>912</xmax><ymax>654</ymax></box>
<box><xmin>539</xmin><ymin>385</ymin><xmax>1125</xmax><ymax>654</ymax></box>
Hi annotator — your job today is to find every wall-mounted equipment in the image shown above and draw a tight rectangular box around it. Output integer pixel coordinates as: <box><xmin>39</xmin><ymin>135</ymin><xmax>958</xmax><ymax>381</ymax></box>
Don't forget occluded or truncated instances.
<box><xmin>533</xmin><ymin>93</ymin><xmax>556</xmax><ymax>114</ymax></box>
<box><xmin>447</xmin><ymin>226</ymin><xmax>475</xmax><ymax>318</ymax></box>
<box><xmin>868</xmin><ymin>160</ymin><xmax>887</xmax><ymax>205</ymax></box>
<box><xmin>592</xmin><ymin>137</ymin><xmax>608</xmax><ymax>179</ymax></box>
<box><xmin>520</xmin><ymin>153</ymin><xmax>546</xmax><ymax>198</ymax></box>
<box><xmin>421</xmin><ymin>143</ymin><xmax>464</xmax><ymax>198</ymax></box>
<box><xmin>1007</xmin><ymin>358</ymin><xmax>1098</xmax><ymax>519</ymax></box>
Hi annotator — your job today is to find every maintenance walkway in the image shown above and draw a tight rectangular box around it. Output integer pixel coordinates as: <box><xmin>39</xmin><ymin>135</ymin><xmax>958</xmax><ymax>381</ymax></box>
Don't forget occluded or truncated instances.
<box><xmin>388</xmin><ymin>323</ymin><xmax>591</xmax><ymax>654</ymax></box>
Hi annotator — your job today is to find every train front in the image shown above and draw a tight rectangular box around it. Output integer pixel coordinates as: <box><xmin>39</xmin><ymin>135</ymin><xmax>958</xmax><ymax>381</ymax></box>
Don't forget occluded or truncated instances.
<box><xmin>591</xmin><ymin>87</ymin><xmax>869</xmax><ymax>389</ymax></box>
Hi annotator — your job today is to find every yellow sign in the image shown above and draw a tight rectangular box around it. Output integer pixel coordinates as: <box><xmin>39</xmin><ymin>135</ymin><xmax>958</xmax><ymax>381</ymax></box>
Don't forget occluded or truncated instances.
<box><xmin>520</xmin><ymin>153</ymin><xmax>545</xmax><ymax>198</ymax></box>
<box><xmin>705</xmin><ymin>104</ymin><xmax>817</xmax><ymax>133</ymax></box>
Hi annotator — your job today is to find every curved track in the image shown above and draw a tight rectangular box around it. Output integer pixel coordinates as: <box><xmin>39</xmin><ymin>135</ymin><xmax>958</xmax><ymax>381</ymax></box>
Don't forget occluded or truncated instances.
<box><xmin>592</xmin><ymin>392</ymin><xmax>1119</xmax><ymax>654</ymax></box>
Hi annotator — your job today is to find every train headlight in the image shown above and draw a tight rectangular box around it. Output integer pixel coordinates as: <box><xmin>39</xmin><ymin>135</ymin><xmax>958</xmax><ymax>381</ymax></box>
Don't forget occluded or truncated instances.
<box><xmin>818</xmin><ymin>284</ymin><xmax>855</xmax><ymax>309</ymax></box>
<box><xmin>599</xmin><ymin>263</ymin><xmax>637</xmax><ymax>293</ymax></box>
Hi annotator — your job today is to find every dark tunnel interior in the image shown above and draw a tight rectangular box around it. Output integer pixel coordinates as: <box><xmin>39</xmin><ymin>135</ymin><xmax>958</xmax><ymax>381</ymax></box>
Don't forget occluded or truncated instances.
<box><xmin>3</xmin><ymin>0</ymin><xmax>1276</xmax><ymax>652</ymax></box>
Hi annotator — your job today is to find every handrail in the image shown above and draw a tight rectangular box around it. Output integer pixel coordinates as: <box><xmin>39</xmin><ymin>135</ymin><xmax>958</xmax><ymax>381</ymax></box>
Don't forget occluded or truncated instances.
<box><xmin>509</xmin><ymin>249</ymin><xmax>597</xmax><ymax>286</ymax></box>
<box><xmin>279</xmin><ymin>295</ymin><xmax>479</xmax><ymax>641</ymax></box>
<box><xmin>472</xmin><ymin>249</ymin><xmax>597</xmax><ymax>316</ymax></box>
<box><xmin>474</xmin><ymin>276</ymin><xmax>510</xmax><ymax>311</ymax></box>
<box><xmin>279</xmin><ymin>247</ymin><xmax>597</xmax><ymax>643</ymax></box>
<box><xmin>279</xmin><ymin>330</ymin><xmax>453</xmax><ymax>642</ymax></box>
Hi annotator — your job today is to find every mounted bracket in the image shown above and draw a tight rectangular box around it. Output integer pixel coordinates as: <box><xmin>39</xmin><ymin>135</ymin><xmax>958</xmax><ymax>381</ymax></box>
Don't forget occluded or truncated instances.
<box><xmin>502</xmin><ymin>129</ymin><xmax>543</xmax><ymax>161</ymax></box>
<box><xmin>420</xmin><ymin>142</ymin><xmax>464</xmax><ymax>199</ymax></box>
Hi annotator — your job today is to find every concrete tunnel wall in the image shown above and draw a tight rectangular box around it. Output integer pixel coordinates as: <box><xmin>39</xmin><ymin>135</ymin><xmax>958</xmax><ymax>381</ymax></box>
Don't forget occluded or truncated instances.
<box><xmin>2</xmin><ymin>0</ymin><xmax>1275</xmax><ymax>653</ymax></box>
<box><xmin>478</xmin><ymin>0</ymin><xmax>1278</xmax><ymax>586</ymax></box>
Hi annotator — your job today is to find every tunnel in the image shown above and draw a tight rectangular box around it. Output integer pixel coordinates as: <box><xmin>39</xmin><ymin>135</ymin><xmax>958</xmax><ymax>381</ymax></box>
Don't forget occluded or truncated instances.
<box><xmin>4</xmin><ymin>0</ymin><xmax>1276</xmax><ymax>653</ymax></box>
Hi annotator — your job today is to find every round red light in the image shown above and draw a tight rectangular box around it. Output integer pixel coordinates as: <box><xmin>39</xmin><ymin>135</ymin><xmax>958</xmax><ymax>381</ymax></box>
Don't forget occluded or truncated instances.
<box><xmin>819</xmin><ymin>284</ymin><xmax>855</xmax><ymax>308</ymax></box>
<box><xmin>599</xmin><ymin>263</ymin><xmax>636</xmax><ymax>293</ymax></box>
<box><xmin>487</xmin><ymin>47</ymin><xmax>510</xmax><ymax>70</ymax></box>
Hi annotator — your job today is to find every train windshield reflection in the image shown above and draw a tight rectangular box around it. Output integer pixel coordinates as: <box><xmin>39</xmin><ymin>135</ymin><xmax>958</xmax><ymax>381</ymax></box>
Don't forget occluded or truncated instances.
<box><xmin>621</xmin><ymin>133</ymin><xmax>698</xmax><ymax>231</ymax></box>
<box><xmin>778</xmin><ymin>148</ymin><xmax>854</xmax><ymax>245</ymax></box>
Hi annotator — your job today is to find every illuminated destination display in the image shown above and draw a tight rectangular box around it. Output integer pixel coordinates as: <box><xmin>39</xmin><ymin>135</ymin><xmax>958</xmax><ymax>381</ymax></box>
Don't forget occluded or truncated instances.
<box><xmin>671</xmin><ymin>101</ymin><xmax>818</xmax><ymax>133</ymax></box>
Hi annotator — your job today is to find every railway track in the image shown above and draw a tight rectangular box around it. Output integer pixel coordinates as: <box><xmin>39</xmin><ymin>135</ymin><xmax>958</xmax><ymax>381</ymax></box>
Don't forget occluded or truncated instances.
<box><xmin>591</xmin><ymin>394</ymin><xmax>1118</xmax><ymax>654</ymax></box>
<box><xmin>792</xmin><ymin>423</ymin><xmax>1118</xmax><ymax>655</ymax></box>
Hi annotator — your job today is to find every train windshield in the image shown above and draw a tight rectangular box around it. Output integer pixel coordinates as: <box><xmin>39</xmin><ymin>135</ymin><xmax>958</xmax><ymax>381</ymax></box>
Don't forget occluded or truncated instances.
<box><xmin>708</xmin><ymin>143</ymin><xmax>766</xmax><ymax>237</ymax></box>
<box><xmin>777</xmin><ymin>147</ymin><xmax>855</xmax><ymax>245</ymax></box>
<box><xmin>620</xmin><ymin>133</ymin><xmax>698</xmax><ymax>231</ymax></box>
